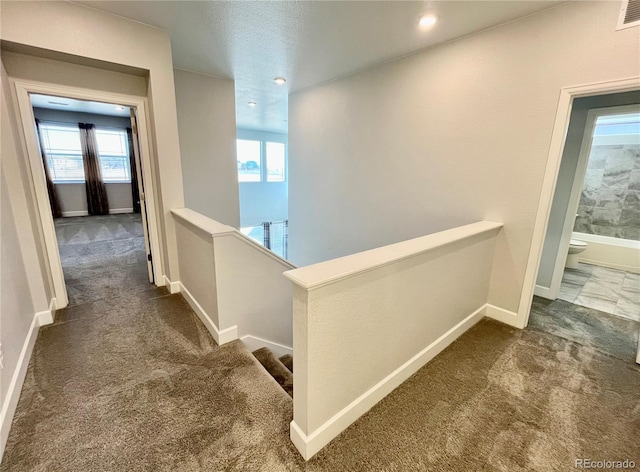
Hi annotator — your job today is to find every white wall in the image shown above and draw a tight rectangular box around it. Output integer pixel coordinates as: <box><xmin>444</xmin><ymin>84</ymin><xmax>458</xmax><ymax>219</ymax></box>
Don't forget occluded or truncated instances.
<box><xmin>33</xmin><ymin>107</ymin><xmax>135</xmax><ymax>215</ymax></box>
<box><xmin>288</xmin><ymin>1</ymin><xmax>640</xmax><ymax>315</ymax></box>
<box><xmin>174</xmin><ymin>69</ymin><xmax>240</xmax><ymax>228</ymax></box>
<box><xmin>537</xmin><ymin>91</ymin><xmax>640</xmax><ymax>290</ymax></box>
<box><xmin>286</xmin><ymin>222</ymin><xmax>501</xmax><ymax>459</ymax></box>
<box><xmin>52</xmin><ymin>183</ymin><xmax>134</xmax><ymax>216</ymax></box>
<box><xmin>1</xmin><ymin>0</ymin><xmax>185</xmax><ymax>282</ymax></box>
<box><xmin>237</xmin><ymin>129</ymin><xmax>288</xmax><ymax>227</ymax></box>
<box><xmin>0</xmin><ymin>60</ymin><xmax>51</xmax><ymax>459</ymax></box>
<box><xmin>174</xmin><ymin>219</ymin><xmax>220</xmax><ymax>328</ymax></box>
<box><xmin>171</xmin><ymin>209</ymin><xmax>294</xmax><ymax>350</ymax></box>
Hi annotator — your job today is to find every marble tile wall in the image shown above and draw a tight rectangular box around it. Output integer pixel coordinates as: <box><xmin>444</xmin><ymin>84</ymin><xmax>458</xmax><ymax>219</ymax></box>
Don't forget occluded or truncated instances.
<box><xmin>574</xmin><ymin>144</ymin><xmax>640</xmax><ymax>241</ymax></box>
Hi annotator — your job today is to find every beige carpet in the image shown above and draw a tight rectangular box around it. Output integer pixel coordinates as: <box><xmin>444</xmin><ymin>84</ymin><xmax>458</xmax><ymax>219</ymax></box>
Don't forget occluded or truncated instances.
<box><xmin>2</xmin><ymin>217</ymin><xmax>638</xmax><ymax>470</ymax></box>
<box><xmin>3</xmin><ymin>310</ymin><xmax>638</xmax><ymax>471</ymax></box>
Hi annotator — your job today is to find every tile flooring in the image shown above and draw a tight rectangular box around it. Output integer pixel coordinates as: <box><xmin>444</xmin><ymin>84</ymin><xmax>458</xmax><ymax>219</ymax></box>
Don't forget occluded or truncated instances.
<box><xmin>558</xmin><ymin>263</ymin><xmax>640</xmax><ymax>322</ymax></box>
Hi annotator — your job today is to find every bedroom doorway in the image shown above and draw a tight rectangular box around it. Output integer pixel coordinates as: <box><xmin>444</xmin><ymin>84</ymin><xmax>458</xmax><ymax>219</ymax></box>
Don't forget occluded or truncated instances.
<box><xmin>13</xmin><ymin>81</ymin><xmax>163</xmax><ymax>309</ymax></box>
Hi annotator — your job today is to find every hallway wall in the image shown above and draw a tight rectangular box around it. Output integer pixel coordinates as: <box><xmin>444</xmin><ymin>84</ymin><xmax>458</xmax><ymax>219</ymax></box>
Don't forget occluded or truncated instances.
<box><xmin>288</xmin><ymin>1</ymin><xmax>640</xmax><ymax>317</ymax></box>
<box><xmin>174</xmin><ymin>68</ymin><xmax>240</xmax><ymax>228</ymax></box>
<box><xmin>0</xmin><ymin>60</ymin><xmax>51</xmax><ymax>459</ymax></box>
<box><xmin>1</xmin><ymin>0</ymin><xmax>186</xmax><ymax>282</ymax></box>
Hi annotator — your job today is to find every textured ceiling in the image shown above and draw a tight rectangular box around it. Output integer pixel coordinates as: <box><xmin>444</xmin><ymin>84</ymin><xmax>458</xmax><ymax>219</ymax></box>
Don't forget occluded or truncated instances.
<box><xmin>76</xmin><ymin>1</ymin><xmax>562</xmax><ymax>133</ymax></box>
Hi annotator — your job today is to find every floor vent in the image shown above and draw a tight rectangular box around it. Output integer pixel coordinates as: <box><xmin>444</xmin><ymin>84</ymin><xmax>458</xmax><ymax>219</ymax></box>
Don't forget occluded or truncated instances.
<box><xmin>618</xmin><ymin>0</ymin><xmax>640</xmax><ymax>30</ymax></box>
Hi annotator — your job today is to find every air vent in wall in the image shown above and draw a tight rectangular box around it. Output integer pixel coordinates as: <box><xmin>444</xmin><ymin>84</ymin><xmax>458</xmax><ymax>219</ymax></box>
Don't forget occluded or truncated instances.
<box><xmin>618</xmin><ymin>0</ymin><xmax>640</xmax><ymax>30</ymax></box>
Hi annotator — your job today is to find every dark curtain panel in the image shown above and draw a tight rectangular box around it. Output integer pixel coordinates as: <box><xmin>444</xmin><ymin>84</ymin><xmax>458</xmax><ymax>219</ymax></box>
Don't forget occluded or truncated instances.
<box><xmin>78</xmin><ymin>123</ymin><xmax>109</xmax><ymax>215</ymax></box>
<box><xmin>35</xmin><ymin>119</ymin><xmax>62</xmax><ymax>218</ymax></box>
<box><xmin>126</xmin><ymin>127</ymin><xmax>141</xmax><ymax>213</ymax></box>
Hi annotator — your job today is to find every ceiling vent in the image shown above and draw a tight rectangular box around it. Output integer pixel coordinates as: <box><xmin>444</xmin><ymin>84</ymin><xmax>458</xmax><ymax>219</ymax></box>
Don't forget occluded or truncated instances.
<box><xmin>618</xmin><ymin>0</ymin><xmax>640</xmax><ymax>30</ymax></box>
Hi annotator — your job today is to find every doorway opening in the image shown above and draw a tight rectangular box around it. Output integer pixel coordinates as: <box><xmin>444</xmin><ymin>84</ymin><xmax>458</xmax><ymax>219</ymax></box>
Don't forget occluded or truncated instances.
<box><xmin>31</xmin><ymin>94</ymin><xmax>155</xmax><ymax>306</ymax></box>
<box><xmin>528</xmin><ymin>86</ymin><xmax>640</xmax><ymax>364</ymax></box>
<box><xmin>13</xmin><ymin>81</ymin><xmax>164</xmax><ymax>310</ymax></box>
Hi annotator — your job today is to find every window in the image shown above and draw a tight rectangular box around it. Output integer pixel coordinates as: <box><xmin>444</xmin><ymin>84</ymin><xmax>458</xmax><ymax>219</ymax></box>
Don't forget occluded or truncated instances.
<box><xmin>236</xmin><ymin>137</ymin><xmax>287</xmax><ymax>182</ymax></box>
<box><xmin>237</xmin><ymin>139</ymin><xmax>261</xmax><ymax>182</ymax></box>
<box><xmin>39</xmin><ymin>122</ymin><xmax>131</xmax><ymax>183</ymax></box>
<box><xmin>95</xmin><ymin>129</ymin><xmax>131</xmax><ymax>182</ymax></box>
<box><xmin>38</xmin><ymin>123</ymin><xmax>84</xmax><ymax>182</ymax></box>
<box><xmin>266</xmin><ymin>142</ymin><xmax>285</xmax><ymax>182</ymax></box>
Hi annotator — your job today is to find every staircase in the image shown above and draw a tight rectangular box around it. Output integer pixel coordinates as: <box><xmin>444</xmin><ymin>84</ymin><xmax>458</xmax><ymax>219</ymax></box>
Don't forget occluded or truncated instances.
<box><xmin>252</xmin><ymin>348</ymin><xmax>293</xmax><ymax>397</ymax></box>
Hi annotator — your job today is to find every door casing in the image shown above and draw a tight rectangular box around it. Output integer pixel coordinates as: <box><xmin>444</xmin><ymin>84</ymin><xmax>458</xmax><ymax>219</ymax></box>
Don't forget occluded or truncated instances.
<box><xmin>11</xmin><ymin>79</ymin><xmax>165</xmax><ymax>309</ymax></box>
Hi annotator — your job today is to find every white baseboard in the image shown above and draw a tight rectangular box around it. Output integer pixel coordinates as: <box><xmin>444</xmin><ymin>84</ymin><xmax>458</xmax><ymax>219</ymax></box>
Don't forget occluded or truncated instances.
<box><xmin>162</xmin><ymin>275</ymin><xmax>181</xmax><ymax>294</ymax></box>
<box><xmin>485</xmin><ymin>304</ymin><xmax>519</xmax><ymax>327</ymax></box>
<box><xmin>241</xmin><ymin>335</ymin><xmax>292</xmax><ymax>358</ymax></box>
<box><xmin>178</xmin><ymin>282</ymin><xmax>238</xmax><ymax>346</ymax></box>
<box><xmin>109</xmin><ymin>208</ymin><xmax>134</xmax><ymax>215</ymax></box>
<box><xmin>533</xmin><ymin>284</ymin><xmax>555</xmax><ymax>300</ymax></box>
<box><xmin>290</xmin><ymin>304</ymin><xmax>486</xmax><ymax>461</ymax></box>
<box><xmin>61</xmin><ymin>210</ymin><xmax>89</xmax><ymax>217</ymax></box>
<box><xmin>0</xmin><ymin>312</ymin><xmax>41</xmax><ymax>459</ymax></box>
<box><xmin>34</xmin><ymin>298</ymin><xmax>56</xmax><ymax>326</ymax></box>
<box><xmin>61</xmin><ymin>209</ymin><xmax>133</xmax><ymax>217</ymax></box>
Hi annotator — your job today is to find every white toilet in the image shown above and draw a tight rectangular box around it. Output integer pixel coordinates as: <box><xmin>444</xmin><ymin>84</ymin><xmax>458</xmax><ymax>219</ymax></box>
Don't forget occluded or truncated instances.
<box><xmin>566</xmin><ymin>239</ymin><xmax>588</xmax><ymax>269</ymax></box>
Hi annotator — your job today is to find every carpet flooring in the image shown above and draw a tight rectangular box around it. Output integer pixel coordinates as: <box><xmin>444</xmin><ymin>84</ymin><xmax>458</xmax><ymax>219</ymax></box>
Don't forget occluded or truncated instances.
<box><xmin>55</xmin><ymin>213</ymin><xmax>150</xmax><ymax>306</ymax></box>
<box><xmin>2</xmin><ymin>217</ymin><xmax>638</xmax><ymax>470</ymax></box>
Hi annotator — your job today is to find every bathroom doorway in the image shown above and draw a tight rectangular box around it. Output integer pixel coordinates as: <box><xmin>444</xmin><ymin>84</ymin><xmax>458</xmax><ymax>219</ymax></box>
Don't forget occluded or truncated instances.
<box><xmin>556</xmin><ymin>108</ymin><xmax>639</xmax><ymax>321</ymax></box>
<box><xmin>528</xmin><ymin>89</ymin><xmax>640</xmax><ymax>364</ymax></box>
<box><xmin>535</xmin><ymin>92</ymin><xmax>640</xmax><ymax>306</ymax></box>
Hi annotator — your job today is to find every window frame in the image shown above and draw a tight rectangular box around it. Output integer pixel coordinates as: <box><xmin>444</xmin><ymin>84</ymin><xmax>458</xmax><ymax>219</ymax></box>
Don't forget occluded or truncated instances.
<box><xmin>94</xmin><ymin>127</ymin><xmax>132</xmax><ymax>184</ymax></box>
<box><xmin>38</xmin><ymin>121</ymin><xmax>132</xmax><ymax>184</ymax></box>
<box><xmin>37</xmin><ymin>121</ymin><xmax>85</xmax><ymax>184</ymax></box>
<box><xmin>235</xmin><ymin>130</ymin><xmax>287</xmax><ymax>183</ymax></box>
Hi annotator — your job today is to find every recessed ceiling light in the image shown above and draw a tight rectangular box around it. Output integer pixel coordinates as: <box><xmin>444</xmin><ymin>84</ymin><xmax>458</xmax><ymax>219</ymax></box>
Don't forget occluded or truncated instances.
<box><xmin>248</xmin><ymin>101</ymin><xmax>257</xmax><ymax>107</ymax></box>
<box><xmin>418</xmin><ymin>14</ymin><xmax>438</xmax><ymax>27</ymax></box>
<box><xmin>274</xmin><ymin>77</ymin><xmax>287</xmax><ymax>85</ymax></box>
<box><xmin>115</xmin><ymin>106</ymin><xmax>126</xmax><ymax>111</ymax></box>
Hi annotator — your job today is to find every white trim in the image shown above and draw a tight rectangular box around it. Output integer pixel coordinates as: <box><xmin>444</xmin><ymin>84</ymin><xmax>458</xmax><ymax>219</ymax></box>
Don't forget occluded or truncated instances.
<box><xmin>485</xmin><ymin>304</ymin><xmax>519</xmax><ymax>326</ymax></box>
<box><xmin>61</xmin><ymin>210</ymin><xmax>89</xmax><ymax>217</ymax></box>
<box><xmin>546</xmin><ymin>108</ymin><xmax>600</xmax><ymax>300</ymax></box>
<box><xmin>617</xmin><ymin>0</ymin><xmax>640</xmax><ymax>30</ymax></box>
<box><xmin>519</xmin><ymin>77</ymin><xmax>640</xmax><ymax>330</ymax></box>
<box><xmin>290</xmin><ymin>304</ymin><xmax>486</xmax><ymax>461</ymax></box>
<box><xmin>61</xmin><ymin>208</ymin><xmax>133</xmax><ymax>217</ymax></box>
<box><xmin>0</xmin><ymin>313</ymin><xmax>40</xmax><ymax>459</ymax></box>
<box><xmin>171</xmin><ymin>208</ymin><xmax>295</xmax><ymax>269</ymax></box>
<box><xmin>230</xmin><ymin>231</ymin><xmax>295</xmax><ymax>269</ymax></box>
<box><xmin>178</xmin><ymin>282</ymin><xmax>238</xmax><ymax>345</ymax></box>
<box><xmin>533</xmin><ymin>285</ymin><xmax>554</xmax><ymax>299</ymax></box>
<box><xmin>109</xmin><ymin>208</ymin><xmax>134</xmax><ymax>215</ymax></box>
<box><xmin>163</xmin><ymin>275</ymin><xmax>181</xmax><ymax>294</ymax></box>
<box><xmin>284</xmin><ymin>221</ymin><xmax>502</xmax><ymax>291</ymax></box>
<box><xmin>11</xmin><ymin>80</ymin><xmax>165</xmax><ymax>308</ymax></box>
<box><xmin>34</xmin><ymin>297</ymin><xmax>56</xmax><ymax>326</ymax></box>
<box><xmin>240</xmin><ymin>335</ymin><xmax>292</xmax><ymax>358</ymax></box>
<box><xmin>547</xmin><ymin>105</ymin><xmax>640</xmax><ymax>301</ymax></box>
